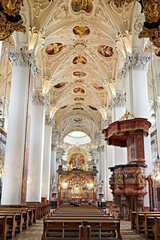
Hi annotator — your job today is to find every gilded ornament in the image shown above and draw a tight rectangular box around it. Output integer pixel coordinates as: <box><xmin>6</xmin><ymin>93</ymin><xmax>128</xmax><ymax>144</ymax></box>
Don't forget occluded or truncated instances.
<box><xmin>139</xmin><ymin>25</ymin><xmax>160</xmax><ymax>48</ymax></box>
<box><xmin>0</xmin><ymin>0</ymin><xmax>26</xmax><ymax>40</ymax></box>
<box><xmin>119</xmin><ymin>110</ymin><xmax>135</xmax><ymax>121</ymax></box>
<box><xmin>138</xmin><ymin>0</ymin><xmax>160</xmax><ymax>48</ymax></box>
<box><xmin>143</xmin><ymin>0</ymin><xmax>160</xmax><ymax>23</ymax></box>
<box><xmin>1</xmin><ymin>0</ymin><xmax>23</xmax><ymax>16</ymax></box>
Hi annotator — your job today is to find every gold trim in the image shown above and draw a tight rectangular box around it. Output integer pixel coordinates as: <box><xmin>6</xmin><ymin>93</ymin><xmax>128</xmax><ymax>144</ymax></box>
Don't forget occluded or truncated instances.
<box><xmin>0</xmin><ymin>126</ymin><xmax>7</xmax><ymax>134</ymax></box>
<box><xmin>119</xmin><ymin>110</ymin><xmax>135</xmax><ymax>121</ymax></box>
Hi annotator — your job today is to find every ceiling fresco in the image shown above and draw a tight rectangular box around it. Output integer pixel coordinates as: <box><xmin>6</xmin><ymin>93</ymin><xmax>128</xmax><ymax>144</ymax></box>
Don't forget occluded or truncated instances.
<box><xmin>97</xmin><ymin>45</ymin><xmax>114</xmax><ymax>58</ymax></box>
<box><xmin>73</xmin><ymin>71</ymin><xmax>86</xmax><ymax>77</ymax></box>
<box><xmin>71</xmin><ymin>0</ymin><xmax>93</xmax><ymax>13</ymax></box>
<box><xmin>46</xmin><ymin>43</ymin><xmax>65</xmax><ymax>55</ymax></box>
<box><xmin>73</xmin><ymin>88</ymin><xmax>85</xmax><ymax>93</ymax></box>
<box><xmin>73</xmin><ymin>26</ymin><xmax>90</xmax><ymax>37</ymax></box>
<box><xmin>73</xmin><ymin>55</ymin><xmax>87</xmax><ymax>64</ymax></box>
<box><xmin>1</xmin><ymin>0</ymin><xmax>157</xmax><ymax>144</ymax></box>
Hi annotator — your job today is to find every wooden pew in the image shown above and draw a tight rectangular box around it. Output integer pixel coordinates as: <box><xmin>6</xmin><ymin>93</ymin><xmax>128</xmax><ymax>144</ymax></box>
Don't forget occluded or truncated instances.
<box><xmin>26</xmin><ymin>202</ymin><xmax>50</xmax><ymax>220</ymax></box>
<box><xmin>42</xmin><ymin>219</ymin><xmax>121</xmax><ymax>240</ymax></box>
<box><xmin>153</xmin><ymin>216</ymin><xmax>160</xmax><ymax>240</ymax></box>
<box><xmin>0</xmin><ymin>216</ymin><xmax>7</xmax><ymax>240</ymax></box>
<box><xmin>131</xmin><ymin>211</ymin><xmax>160</xmax><ymax>233</ymax></box>
<box><xmin>0</xmin><ymin>208</ymin><xmax>29</xmax><ymax>230</ymax></box>
<box><xmin>0</xmin><ymin>213</ymin><xmax>17</xmax><ymax>239</ymax></box>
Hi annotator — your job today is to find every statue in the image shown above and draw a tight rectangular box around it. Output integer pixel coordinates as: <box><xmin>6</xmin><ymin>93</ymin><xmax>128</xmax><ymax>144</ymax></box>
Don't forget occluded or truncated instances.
<box><xmin>50</xmin><ymin>177</ymin><xmax>57</xmax><ymax>194</ymax></box>
<box><xmin>98</xmin><ymin>180</ymin><xmax>104</xmax><ymax>195</ymax></box>
<box><xmin>136</xmin><ymin>169</ymin><xmax>145</xmax><ymax>184</ymax></box>
<box><xmin>117</xmin><ymin>170</ymin><xmax>124</xmax><ymax>184</ymax></box>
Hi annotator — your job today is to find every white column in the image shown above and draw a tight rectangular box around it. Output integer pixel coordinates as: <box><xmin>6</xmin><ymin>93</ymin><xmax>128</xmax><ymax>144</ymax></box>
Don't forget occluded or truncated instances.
<box><xmin>156</xmin><ymin>99</ymin><xmax>160</xmax><ymax>156</ymax></box>
<box><xmin>112</xmin><ymin>93</ymin><xmax>128</xmax><ymax>165</ymax></box>
<box><xmin>124</xmin><ymin>51</ymin><xmax>152</xmax><ymax>207</ymax></box>
<box><xmin>106</xmin><ymin>144</ymin><xmax>114</xmax><ymax>202</ymax></box>
<box><xmin>98</xmin><ymin>145</ymin><xmax>105</xmax><ymax>183</ymax></box>
<box><xmin>26</xmin><ymin>94</ymin><xmax>47</xmax><ymax>202</ymax></box>
<box><xmin>1</xmin><ymin>49</ymin><xmax>38</xmax><ymax>205</ymax></box>
<box><xmin>42</xmin><ymin>116</ymin><xmax>53</xmax><ymax>201</ymax></box>
<box><xmin>51</xmin><ymin>145</ymin><xmax>57</xmax><ymax>181</ymax></box>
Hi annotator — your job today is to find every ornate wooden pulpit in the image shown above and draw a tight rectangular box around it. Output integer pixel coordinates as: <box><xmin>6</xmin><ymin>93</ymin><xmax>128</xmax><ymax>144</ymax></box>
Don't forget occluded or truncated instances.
<box><xmin>103</xmin><ymin>116</ymin><xmax>151</xmax><ymax>219</ymax></box>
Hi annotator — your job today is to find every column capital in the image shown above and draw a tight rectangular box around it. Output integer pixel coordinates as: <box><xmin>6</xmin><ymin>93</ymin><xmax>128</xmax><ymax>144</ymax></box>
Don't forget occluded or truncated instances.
<box><xmin>51</xmin><ymin>144</ymin><xmax>57</xmax><ymax>151</ymax></box>
<box><xmin>125</xmin><ymin>51</ymin><xmax>151</xmax><ymax>71</ymax></box>
<box><xmin>112</xmin><ymin>93</ymin><xmax>126</xmax><ymax>107</ymax></box>
<box><xmin>156</xmin><ymin>74</ymin><xmax>160</xmax><ymax>83</ymax></box>
<box><xmin>32</xmin><ymin>93</ymin><xmax>48</xmax><ymax>106</ymax></box>
<box><xmin>97</xmin><ymin>145</ymin><xmax>104</xmax><ymax>152</ymax></box>
<box><xmin>45</xmin><ymin>114</ymin><xmax>54</xmax><ymax>126</ymax></box>
<box><xmin>8</xmin><ymin>49</ymin><xmax>39</xmax><ymax>76</ymax></box>
<box><xmin>151</xmin><ymin>98</ymin><xmax>160</xmax><ymax>110</ymax></box>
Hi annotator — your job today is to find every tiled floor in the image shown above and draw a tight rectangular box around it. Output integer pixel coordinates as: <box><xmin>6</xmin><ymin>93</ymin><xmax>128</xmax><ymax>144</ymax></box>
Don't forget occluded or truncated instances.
<box><xmin>14</xmin><ymin>220</ymin><xmax>146</xmax><ymax>240</ymax></box>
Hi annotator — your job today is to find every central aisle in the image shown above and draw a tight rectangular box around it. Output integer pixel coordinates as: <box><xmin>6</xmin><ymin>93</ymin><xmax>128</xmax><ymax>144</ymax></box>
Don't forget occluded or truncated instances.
<box><xmin>14</xmin><ymin>204</ymin><xmax>146</xmax><ymax>240</ymax></box>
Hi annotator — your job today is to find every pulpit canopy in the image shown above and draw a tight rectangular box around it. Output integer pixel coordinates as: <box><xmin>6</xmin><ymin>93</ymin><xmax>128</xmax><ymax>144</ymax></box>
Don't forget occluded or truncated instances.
<box><xmin>102</xmin><ymin>118</ymin><xmax>151</xmax><ymax>147</ymax></box>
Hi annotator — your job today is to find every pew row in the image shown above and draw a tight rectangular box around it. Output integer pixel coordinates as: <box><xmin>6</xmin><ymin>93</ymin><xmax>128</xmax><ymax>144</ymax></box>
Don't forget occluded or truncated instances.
<box><xmin>131</xmin><ymin>211</ymin><xmax>160</xmax><ymax>239</ymax></box>
<box><xmin>0</xmin><ymin>202</ymin><xmax>50</xmax><ymax>239</ymax></box>
<box><xmin>42</xmin><ymin>219</ymin><xmax>121</xmax><ymax>240</ymax></box>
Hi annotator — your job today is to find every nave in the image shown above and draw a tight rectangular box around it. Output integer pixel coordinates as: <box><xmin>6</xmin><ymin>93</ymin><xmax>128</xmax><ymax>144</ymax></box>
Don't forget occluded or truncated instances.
<box><xmin>11</xmin><ymin>204</ymin><xmax>146</xmax><ymax>240</ymax></box>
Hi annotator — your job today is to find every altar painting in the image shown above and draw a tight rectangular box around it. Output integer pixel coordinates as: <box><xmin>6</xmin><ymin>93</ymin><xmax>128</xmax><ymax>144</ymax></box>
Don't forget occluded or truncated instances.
<box><xmin>71</xmin><ymin>0</ymin><xmax>93</xmax><ymax>13</ymax></box>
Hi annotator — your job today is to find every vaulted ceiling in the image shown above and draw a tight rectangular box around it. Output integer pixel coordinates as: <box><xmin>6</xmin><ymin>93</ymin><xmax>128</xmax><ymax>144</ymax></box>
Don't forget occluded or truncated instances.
<box><xmin>0</xmin><ymin>0</ymin><xmax>159</xmax><ymax>141</ymax></box>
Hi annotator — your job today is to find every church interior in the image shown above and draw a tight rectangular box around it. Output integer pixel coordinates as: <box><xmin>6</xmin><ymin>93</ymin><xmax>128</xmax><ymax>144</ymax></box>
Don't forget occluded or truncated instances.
<box><xmin>0</xmin><ymin>0</ymin><xmax>160</xmax><ymax>239</ymax></box>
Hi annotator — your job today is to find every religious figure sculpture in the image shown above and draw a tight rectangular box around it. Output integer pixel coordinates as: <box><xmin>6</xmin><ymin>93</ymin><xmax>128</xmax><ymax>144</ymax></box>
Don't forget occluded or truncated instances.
<box><xmin>136</xmin><ymin>169</ymin><xmax>145</xmax><ymax>184</ymax></box>
<box><xmin>50</xmin><ymin>177</ymin><xmax>57</xmax><ymax>194</ymax></box>
<box><xmin>117</xmin><ymin>170</ymin><xmax>124</xmax><ymax>184</ymax></box>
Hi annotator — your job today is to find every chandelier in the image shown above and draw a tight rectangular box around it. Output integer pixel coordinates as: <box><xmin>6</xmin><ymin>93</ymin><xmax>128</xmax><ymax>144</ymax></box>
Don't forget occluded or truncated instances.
<box><xmin>0</xmin><ymin>156</ymin><xmax>6</xmax><ymax>178</ymax></box>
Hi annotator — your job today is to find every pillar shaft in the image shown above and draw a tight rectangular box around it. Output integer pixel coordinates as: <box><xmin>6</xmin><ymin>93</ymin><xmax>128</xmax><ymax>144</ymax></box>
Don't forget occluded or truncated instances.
<box><xmin>42</xmin><ymin>117</ymin><xmax>53</xmax><ymax>200</ymax></box>
<box><xmin>51</xmin><ymin>146</ymin><xmax>57</xmax><ymax>181</ymax></box>
<box><xmin>112</xmin><ymin>93</ymin><xmax>127</xmax><ymax>165</ymax></box>
<box><xmin>1</xmin><ymin>49</ymin><xmax>38</xmax><ymax>205</ymax></box>
<box><xmin>26</xmin><ymin>94</ymin><xmax>46</xmax><ymax>202</ymax></box>
<box><xmin>124</xmin><ymin>51</ymin><xmax>152</xmax><ymax>208</ymax></box>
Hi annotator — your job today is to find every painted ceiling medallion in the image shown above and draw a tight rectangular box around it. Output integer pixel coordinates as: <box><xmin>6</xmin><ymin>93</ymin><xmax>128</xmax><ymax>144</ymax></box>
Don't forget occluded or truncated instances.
<box><xmin>89</xmin><ymin>105</ymin><xmax>98</xmax><ymax>110</ymax></box>
<box><xmin>155</xmin><ymin>48</ymin><xmax>160</xmax><ymax>57</ymax></box>
<box><xmin>74</xmin><ymin>97</ymin><xmax>84</xmax><ymax>101</ymax></box>
<box><xmin>73</xmin><ymin>55</ymin><xmax>87</xmax><ymax>64</ymax></box>
<box><xmin>46</xmin><ymin>43</ymin><xmax>64</xmax><ymax>55</ymax></box>
<box><xmin>73</xmin><ymin>107</ymin><xmax>84</xmax><ymax>110</ymax></box>
<box><xmin>74</xmin><ymin>118</ymin><xmax>82</xmax><ymax>122</ymax></box>
<box><xmin>54</xmin><ymin>82</ymin><xmax>66</xmax><ymax>88</ymax></box>
<box><xmin>60</xmin><ymin>105</ymin><xmax>67</xmax><ymax>109</ymax></box>
<box><xmin>98</xmin><ymin>45</ymin><xmax>113</xmax><ymax>57</ymax></box>
<box><xmin>73</xmin><ymin>26</ymin><xmax>90</xmax><ymax>38</ymax></box>
<box><xmin>92</xmin><ymin>83</ymin><xmax>104</xmax><ymax>90</ymax></box>
<box><xmin>73</xmin><ymin>71</ymin><xmax>86</xmax><ymax>77</ymax></box>
<box><xmin>73</xmin><ymin>88</ymin><xmax>85</xmax><ymax>93</ymax></box>
<box><xmin>72</xmin><ymin>0</ymin><xmax>93</xmax><ymax>13</ymax></box>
